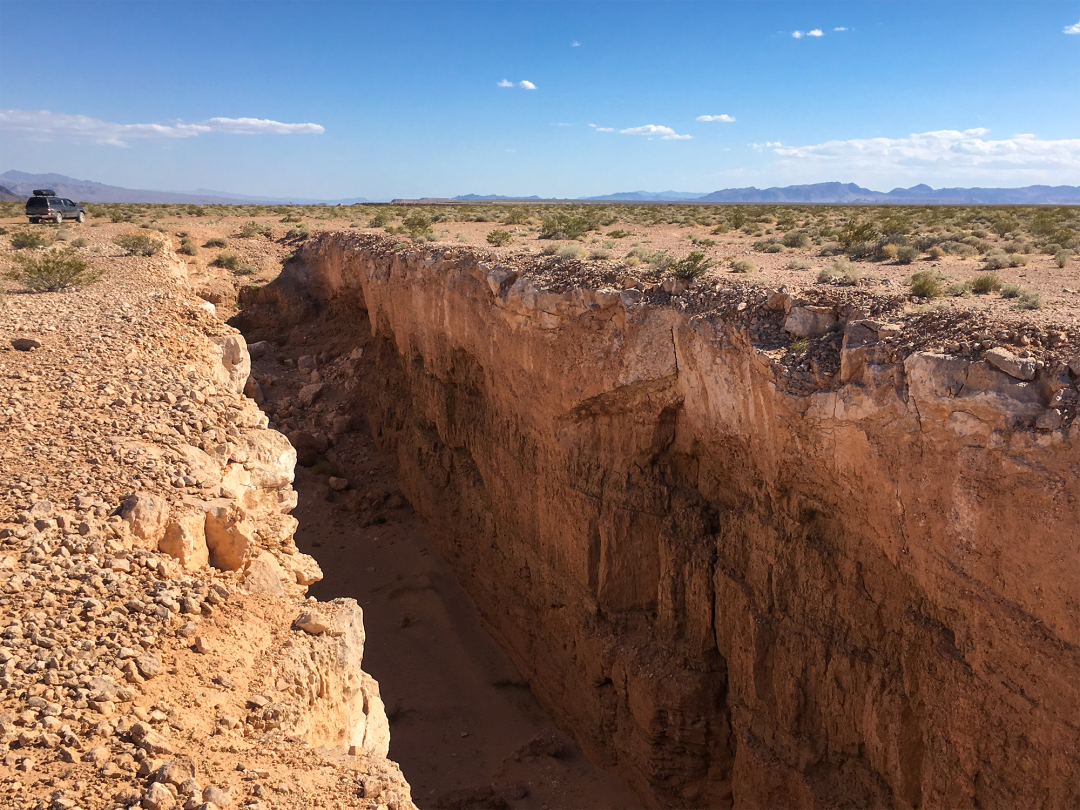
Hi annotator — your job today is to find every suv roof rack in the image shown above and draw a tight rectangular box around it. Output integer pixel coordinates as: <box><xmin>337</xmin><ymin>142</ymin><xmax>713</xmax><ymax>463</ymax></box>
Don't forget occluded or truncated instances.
<box><xmin>32</xmin><ymin>189</ymin><xmax>57</xmax><ymax>197</ymax></box>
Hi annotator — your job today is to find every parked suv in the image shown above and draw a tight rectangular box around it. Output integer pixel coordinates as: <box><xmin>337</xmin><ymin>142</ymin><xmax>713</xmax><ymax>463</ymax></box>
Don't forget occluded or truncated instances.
<box><xmin>25</xmin><ymin>190</ymin><xmax>86</xmax><ymax>224</ymax></box>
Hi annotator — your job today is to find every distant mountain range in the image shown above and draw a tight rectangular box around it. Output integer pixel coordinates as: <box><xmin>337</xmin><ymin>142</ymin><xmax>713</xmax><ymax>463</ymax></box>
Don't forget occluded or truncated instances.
<box><xmin>0</xmin><ymin>171</ymin><xmax>369</xmax><ymax>205</ymax></box>
<box><xmin>4</xmin><ymin>171</ymin><xmax>1078</xmax><ymax>206</ymax></box>
<box><xmin>461</xmin><ymin>182</ymin><xmax>1080</xmax><ymax>205</ymax></box>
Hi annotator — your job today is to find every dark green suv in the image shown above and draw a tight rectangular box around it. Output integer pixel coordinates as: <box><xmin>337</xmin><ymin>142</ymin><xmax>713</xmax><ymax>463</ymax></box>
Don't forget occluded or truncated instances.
<box><xmin>25</xmin><ymin>190</ymin><xmax>86</xmax><ymax>224</ymax></box>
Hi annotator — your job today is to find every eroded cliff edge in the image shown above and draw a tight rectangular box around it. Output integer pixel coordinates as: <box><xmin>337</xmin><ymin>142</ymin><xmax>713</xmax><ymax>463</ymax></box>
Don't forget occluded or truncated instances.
<box><xmin>239</xmin><ymin>233</ymin><xmax>1080</xmax><ymax>809</ymax></box>
<box><xmin>0</xmin><ymin>234</ymin><xmax>414</xmax><ymax>810</ymax></box>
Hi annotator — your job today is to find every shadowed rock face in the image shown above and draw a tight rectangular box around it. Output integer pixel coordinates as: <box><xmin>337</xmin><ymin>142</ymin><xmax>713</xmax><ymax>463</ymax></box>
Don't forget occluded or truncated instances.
<box><xmin>240</xmin><ymin>233</ymin><xmax>1080</xmax><ymax>809</ymax></box>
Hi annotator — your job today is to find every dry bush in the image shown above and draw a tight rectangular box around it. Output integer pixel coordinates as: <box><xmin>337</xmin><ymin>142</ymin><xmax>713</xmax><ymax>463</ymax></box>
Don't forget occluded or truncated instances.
<box><xmin>5</xmin><ymin>247</ymin><xmax>103</xmax><ymax>291</ymax></box>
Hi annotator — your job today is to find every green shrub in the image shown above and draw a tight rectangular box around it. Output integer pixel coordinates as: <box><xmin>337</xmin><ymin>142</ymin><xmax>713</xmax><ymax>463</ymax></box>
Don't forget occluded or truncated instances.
<box><xmin>731</xmin><ymin>259</ymin><xmax>756</xmax><ymax>273</ymax></box>
<box><xmin>927</xmin><ymin>246</ymin><xmax>945</xmax><ymax>260</ymax></box>
<box><xmin>204</xmin><ymin>237</ymin><xmax>228</xmax><ymax>248</ymax></box>
<box><xmin>671</xmin><ymin>251</ymin><xmax>713</xmax><ymax>280</ymax></box>
<box><xmin>214</xmin><ymin>252</ymin><xmax>239</xmax><ymax>271</ymax></box>
<box><xmin>896</xmin><ymin>245</ymin><xmax>919</xmax><ymax>264</ymax></box>
<box><xmin>947</xmin><ymin>282</ymin><xmax>973</xmax><ymax>297</ymax></box>
<box><xmin>1000</xmin><ymin>284</ymin><xmax>1023</xmax><ymax>299</ymax></box>
<box><xmin>71</xmin><ymin>237</ymin><xmax>88</xmax><ymax>248</ymax></box>
<box><xmin>781</xmin><ymin>230</ymin><xmax>810</xmax><ymax>248</ymax></box>
<box><xmin>971</xmin><ymin>273</ymin><xmax>1002</xmax><ymax>294</ymax></box>
<box><xmin>1055</xmin><ymin>249</ymin><xmax>1074</xmax><ymax>267</ymax></box>
<box><xmin>539</xmin><ymin>244</ymin><xmax>559</xmax><ymax>256</ymax></box>
<box><xmin>113</xmin><ymin>233</ymin><xmax>163</xmax><ymax>256</ymax></box>
<box><xmin>539</xmin><ymin>211</ymin><xmax>596</xmax><ymax>240</ymax></box>
<box><xmin>177</xmin><ymin>237</ymin><xmax>198</xmax><ymax>256</ymax></box>
<box><xmin>286</xmin><ymin>224</ymin><xmax>309</xmax><ymax>240</ymax></box>
<box><xmin>879</xmin><ymin>243</ymin><xmax>899</xmax><ymax>261</ymax></box>
<box><xmin>1018</xmin><ymin>291</ymin><xmax>1041</xmax><ymax>309</ymax></box>
<box><xmin>607</xmin><ymin>229</ymin><xmax>631</xmax><ymax>238</ymax></box>
<box><xmin>818</xmin><ymin>258</ymin><xmax>859</xmax><ymax>285</ymax></box>
<box><xmin>239</xmin><ymin>221</ymin><xmax>268</xmax><ymax>238</ymax></box>
<box><xmin>909</xmin><ymin>270</ymin><xmax>944</xmax><ymax>299</ymax></box>
<box><xmin>785</xmin><ymin>259</ymin><xmax>812</xmax><ymax>271</ymax></box>
<box><xmin>55</xmin><ymin>228</ymin><xmax>71</xmax><ymax>242</ymax></box>
<box><xmin>402</xmin><ymin>212</ymin><xmax>433</xmax><ymax>238</ymax></box>
<box><xmin>5</xmin><ymin>247</ymin><xmax>102</xmax><ymax>291</ymax></box>
<box><xmin>10</xmin><ymin>230</ymin><xmax>53</xmax><ymax>250</ymax></box>
<box><xmin>486</xmin><ymin>229</ymin><xmax>512</xmax><ymax>246</ymax></box>
<box><xmin>589</xmin><ymin>248</ymin><xmax>611</xmax><ymax>260</ymax></box>
<box><xmin>235</xmin><ymin>262</ymin><xmax>256</xmax><ymax>276</ymax></box>
<box><xmin>557</xmin><ymin>243</ymin><xmax>586</xmax><ymax>261</ymax></box>
<box><xmin>369</xmin><ymin>212</ymin><xmax>390</xmax><ymax>227</ymax></box>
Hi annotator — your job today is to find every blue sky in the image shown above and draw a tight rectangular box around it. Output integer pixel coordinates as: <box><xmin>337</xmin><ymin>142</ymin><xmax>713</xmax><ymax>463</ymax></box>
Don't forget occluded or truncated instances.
<box><xmin>2</xmin><ymin>1</ymin><xmax>1078</xmax><ymax>200</ymax></box>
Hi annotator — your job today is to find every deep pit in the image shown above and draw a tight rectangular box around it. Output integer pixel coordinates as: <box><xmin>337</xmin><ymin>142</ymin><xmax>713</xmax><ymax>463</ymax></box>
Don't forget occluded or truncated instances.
<box><xmin>235</xmin><ymin>231</ymin><xmax>1079</xmax><ymax>809</ymax></box>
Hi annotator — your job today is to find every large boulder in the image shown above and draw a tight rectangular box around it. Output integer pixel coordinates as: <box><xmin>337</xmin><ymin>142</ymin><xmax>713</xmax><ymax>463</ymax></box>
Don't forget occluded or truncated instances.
<box><xmin>243</xmin><ymin>551</ymin><xmax>287</xmax><ymax>596</ymax></box>
<box><xmin>200</xmin><ymin>501</ymin><xmax>256</xmax><ymax>571</ymax></box>
<box><xmin>230</xmin><ymin>429</ymin><xmax>296</xmax><ymax>488</ymax></box>
<box><xmin>120</xmin><ymin>493</ymin><xmax>169</xmax><ymax>547</ymax></box>
<box><xmin>214</xmin><ymin>333</ymin><xmax>251</xmax><ymax>394</ymax></box>
<box><xmin>159</xmin><ymin>511</ymin><xmax>209</xmax><ymax>571</ymax></box>
<box><xmin>783</xmin><ymin>305</ymin><xmax>837</xmax><ymax>338</ymax></box>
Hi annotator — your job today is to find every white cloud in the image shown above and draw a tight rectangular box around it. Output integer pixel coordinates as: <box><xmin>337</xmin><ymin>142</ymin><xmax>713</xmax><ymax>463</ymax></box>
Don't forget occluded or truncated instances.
<box><xmin>750</xmin><ymin>141</ymin><xmax>783</xmax><ymax>150</ymax></box>
<box><xmin>1064</xmin><ymin>21</ymin><xmax>1080</xmax><ymax>34</ymax></box>
<box><xmin>0</xmin><ymin>108</ymin><xmax>323</xmax><ymax>147</ymax></box>
<box><xmin>519</xmin><ymin>80</ymin><xmax>537</xmax><ymax>90</ymax></box>
<box><xmin>697</xmin><ymin>114</ymin><xmax>735</xmax><ymax>122</ymax></box>
<box><xmin>554</xmin><ymin>122</ymin><xmax>572</xmax><ymax>127</ymax></box>
<box><xmin>792</xmin><ymin>30</ymin><xmax>803</xmax><ymax>38</ymax></box>
<box><xmin>807</xmin><ymin>29</ymin><xmax>823</xmax><ymax>37</ymax></box>
<box><xmin>589</xmin><ymin>124</ymin><xmax>615</xmax><ymax>132</ymax></box>
<box><xmin>834</xmin><ymin>27</ymin><xmax>848</xmax><ymax>32</ymax></box>
<box><xmin>621</xmin><ymin>124</ymin><xmax>691</xmax><ymax>140</ymax></box>
<box><xmin>497</xmin><ymin>79</ymin><xmax>513</xmax><ymax>87</ymax></box>
<box><xmin>571</xmin><ymin>40</ymin><xmax>580</xmax><ymax>47</ymax></box>
<box><xmin>767</xmin><ymin>128</ymin><xmax>1080</xmax><ymax>181</ymax></box>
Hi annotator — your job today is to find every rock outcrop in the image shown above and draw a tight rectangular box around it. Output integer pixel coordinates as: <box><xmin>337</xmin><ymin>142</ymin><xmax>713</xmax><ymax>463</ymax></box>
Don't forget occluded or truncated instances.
<box><xmin>241</xmin><ymin>233</ymin><xmax>1079</xmax><ymax>809</ymax></box>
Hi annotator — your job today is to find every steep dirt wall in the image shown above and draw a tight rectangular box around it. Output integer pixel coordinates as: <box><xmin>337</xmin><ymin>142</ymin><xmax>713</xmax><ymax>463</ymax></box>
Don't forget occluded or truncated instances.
<box><xmin>240</xmin><ymin>234</ymin><xmax>1079</xmax><ymax>809</ymax></box>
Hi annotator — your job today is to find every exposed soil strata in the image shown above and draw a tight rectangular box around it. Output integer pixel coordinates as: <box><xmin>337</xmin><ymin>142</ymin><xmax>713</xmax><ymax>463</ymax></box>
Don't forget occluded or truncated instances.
<box><xmin>238</xmin><ymin>232</ymin><xmax>1080</xmax><ymax>809</ymax></box>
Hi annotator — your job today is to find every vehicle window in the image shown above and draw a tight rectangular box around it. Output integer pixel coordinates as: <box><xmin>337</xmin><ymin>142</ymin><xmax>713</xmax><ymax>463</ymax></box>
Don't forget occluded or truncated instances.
<box><xmin>27</xmin><ymin>198</ymin><xmax>46</xmax><ymax>208</ymax></box>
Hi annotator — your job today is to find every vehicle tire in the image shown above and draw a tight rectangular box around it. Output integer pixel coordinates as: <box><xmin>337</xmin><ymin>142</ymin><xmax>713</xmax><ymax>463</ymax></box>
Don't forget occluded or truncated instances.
<box><xmin>53</xmin><ymin>212</ymin><xmax>63</xmax><ymax>224</ymax></box>
<box><xmin>76</xmin><ymin>212</ymin><xmax>86</xmax><ymax>223</ymax></box>
<box><xmin>29</xmin><ymin>217</ymin><xmax>40</xmax><ymax>224</ymax></box>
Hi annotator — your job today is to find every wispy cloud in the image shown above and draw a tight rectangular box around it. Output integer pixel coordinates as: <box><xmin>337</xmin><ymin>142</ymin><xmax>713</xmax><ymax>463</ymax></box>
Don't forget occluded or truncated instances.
<box><xmin>554</xmin><ymin>122</ymin><xmax>572</xmax><ymax>127</ymax></box>
<box><xmin>589</xmin><ymin>124</ymin><xmax>615</xmax><ymax>132</ymax></box>
<box><xmin>0</xmin><ymin>108</ymin><xmax>324</xmax><ymax>147</ymax></box>
<box><xmin>519</xmin><ymin>80</ymin><xmax>537</xmax><ymax>90</ymax></box>
<box><xmin>750</xmin><ymin>141</ymin><xmax>784</xmax><ymax>150</ymax></box>
<box><xmin>1064</xmin><ymin>20</ymin><xmax>1080</xmax><ymax>34</ymax></box>
<box><xmin>621</xmin><ymin>124</ymin><xmax>691</xmax><ymax>141</ymax></box>
<box><xmin>697</xmin><ymin>114</ymin><xmax>735</xmax><ymax>123</ymax></box>
<box><xmin>497</xmin><ymin>79</ymin><xmax>513</xmax><ymax>87</ymax></box>
<box><xmin>768</xmin><ymin>128</ymin><xmax>1080</xmax><ymax>178</ymax></box>
<box><xmin>834</xmin><ymin>27</ymin><xmax>848</xmax><ymax>32</ymax></box>
<box><xmin>571</xmin><ymin>40</ymin><xmax>581</xmax><ymax>47</ymax></box>
<box><xmin>807</xmin><ymin>29</ymin><xmax>823</xmax><ymax>37</ymax></box>
<box><xmin>793</xmin><ymin>29</ymin><xmax>824</xmax><ymax>39</ymax></box>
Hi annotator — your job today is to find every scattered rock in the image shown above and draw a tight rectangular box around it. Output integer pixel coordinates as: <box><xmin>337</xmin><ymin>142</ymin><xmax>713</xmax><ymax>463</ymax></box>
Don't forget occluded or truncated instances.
<box><xmin>294</xmin><ymin>610</ymin><xmax>332</xmax><ymax>635</ymax></box>
<box><xmin>11</xmin><ymin>337</ymin><xmax>43</xmax><ymax>351</ymax></box>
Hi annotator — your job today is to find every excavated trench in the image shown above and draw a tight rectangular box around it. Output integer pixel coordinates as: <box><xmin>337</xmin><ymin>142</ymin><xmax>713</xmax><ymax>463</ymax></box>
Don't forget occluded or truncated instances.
<box><xmin>238</xmin><ymin>296</ymin><xmax>643</xmax><ymax>809</ymax></box>
<box><xmin>234</xmin><ymin>232</ymin><xmax>1080</xmax><ymax>810</ymax></box>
